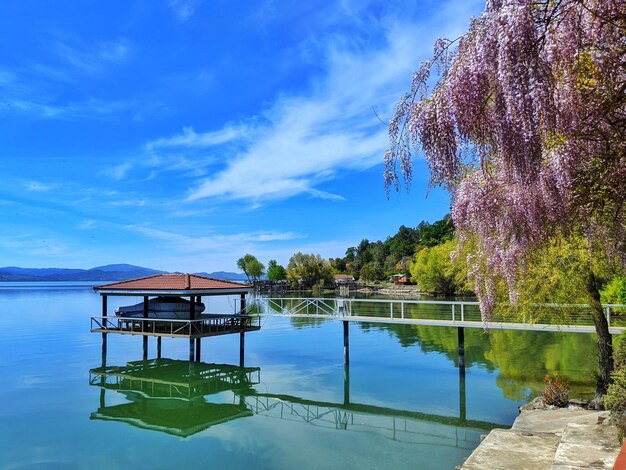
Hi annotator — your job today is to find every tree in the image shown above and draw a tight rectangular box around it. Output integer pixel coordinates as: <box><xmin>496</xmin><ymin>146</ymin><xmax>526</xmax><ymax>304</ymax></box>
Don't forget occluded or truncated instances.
<box><xmin>267</xmin><ymin>259</ymin><xmax>287</xmax><ymax>281</ymax></box>
<box><xmin>287</xmin><ymin>252</ymin><xmax>334</xmax><ymax>289</ymax></box>
<box><xmin>385</xmin><ymin>0</ymin><xmax>625</xmax><ymax>398</ymax></box>
<box><xmin>410</xmin><ymin>239</ymin><xmax>470</xmax><ymax>295</ymax></box>
<box><xmin>236</xmin><ymin>254</ymin><xmax>265</xmax><ymax>282</ymax></box>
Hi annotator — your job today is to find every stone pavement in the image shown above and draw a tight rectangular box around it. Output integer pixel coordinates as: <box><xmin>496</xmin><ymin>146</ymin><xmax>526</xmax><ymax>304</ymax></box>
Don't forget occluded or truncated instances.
<box><xmin>460</xmin><ymin>409</ymin><xmax>622</xmax><ymax>469</ymax></box>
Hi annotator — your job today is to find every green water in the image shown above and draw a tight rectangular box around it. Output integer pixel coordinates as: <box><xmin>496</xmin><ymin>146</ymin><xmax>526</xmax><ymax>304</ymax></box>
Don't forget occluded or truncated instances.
<box><xmin>0</xmin><ymin>283</ymin><xmax>600</xmax><ymax>469</ymax></box>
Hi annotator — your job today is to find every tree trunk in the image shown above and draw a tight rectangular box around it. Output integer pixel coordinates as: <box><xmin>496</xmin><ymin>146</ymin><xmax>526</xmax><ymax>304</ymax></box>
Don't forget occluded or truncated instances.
<box><xmin>586</xmin><ymin>272</ymin><xmax>613</xmax><ymax>403</ymax></box>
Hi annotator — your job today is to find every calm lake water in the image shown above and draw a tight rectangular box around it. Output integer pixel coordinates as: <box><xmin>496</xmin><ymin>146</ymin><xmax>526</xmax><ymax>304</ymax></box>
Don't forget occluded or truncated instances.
<box><xmin>0</xmin><ymin>283</ymin><xmax>601</xmax><ymax>469</ymax></box>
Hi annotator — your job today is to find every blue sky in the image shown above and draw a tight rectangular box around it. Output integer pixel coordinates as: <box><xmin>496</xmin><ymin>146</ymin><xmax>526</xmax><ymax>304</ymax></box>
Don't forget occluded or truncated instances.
<box><xmin>0</xmin><ymin>0</ymin><xmax>483</xmax><ymax>272</ymax></box>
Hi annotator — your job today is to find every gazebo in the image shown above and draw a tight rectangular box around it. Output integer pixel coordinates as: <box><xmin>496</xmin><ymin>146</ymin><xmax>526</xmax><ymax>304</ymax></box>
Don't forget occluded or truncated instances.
<box><xmin>91</xmin><ymin>273</ymin><xmax>259</xmax><ymax>362</ymax></box>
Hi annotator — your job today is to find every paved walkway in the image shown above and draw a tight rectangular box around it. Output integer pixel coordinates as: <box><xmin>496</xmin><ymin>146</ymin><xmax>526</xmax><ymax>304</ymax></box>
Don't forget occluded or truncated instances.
<box><xmin>461</xmin><ymin>409</ymin><xmax>622</xmax><ymax>469</ymax></box>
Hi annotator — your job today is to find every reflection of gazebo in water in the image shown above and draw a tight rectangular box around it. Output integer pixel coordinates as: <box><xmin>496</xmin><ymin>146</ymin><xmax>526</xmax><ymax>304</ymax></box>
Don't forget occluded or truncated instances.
<box><xmin>90</xmin><ymin>358</ymin><xmax>500</xmax><ymax>446</ymax></box>
<box><xmin>90</xmin><ymin>359</ymin><xmax>260</xmax><ymax>438</ymax></box>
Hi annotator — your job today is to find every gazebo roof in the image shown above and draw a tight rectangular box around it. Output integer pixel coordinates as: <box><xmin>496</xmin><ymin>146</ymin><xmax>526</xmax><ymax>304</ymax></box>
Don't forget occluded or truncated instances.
<box><xmin>93</xmin><ymin>273</ymin><xmax>253</xmax><ymax>296</ymax></box>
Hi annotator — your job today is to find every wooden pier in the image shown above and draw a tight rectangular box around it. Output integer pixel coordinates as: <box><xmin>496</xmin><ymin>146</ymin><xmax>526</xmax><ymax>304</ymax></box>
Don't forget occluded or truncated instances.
<box><xmin>244</xmin><ymin>296</ymin><xmax>626</xmax><ymax>368</ymax></box>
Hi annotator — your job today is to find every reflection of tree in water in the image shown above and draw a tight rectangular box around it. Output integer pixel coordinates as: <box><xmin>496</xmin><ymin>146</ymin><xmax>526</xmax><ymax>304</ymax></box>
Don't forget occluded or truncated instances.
<box><xmin>359</xmin><ymin>323</ymin><xmax>598</xmax><ymax>400</ymax></box>
<box><xmin>290</xmin><ymin>317</ymin><xmax>327</xmax><ymax>329</ymax></box>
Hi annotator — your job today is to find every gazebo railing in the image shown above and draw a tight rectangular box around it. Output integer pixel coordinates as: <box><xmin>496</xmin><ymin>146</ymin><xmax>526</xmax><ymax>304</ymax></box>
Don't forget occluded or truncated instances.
<box><xmin>90</xmin><ymin>314</ymin><xmax>260</xmax><ymax>337</ymax></box>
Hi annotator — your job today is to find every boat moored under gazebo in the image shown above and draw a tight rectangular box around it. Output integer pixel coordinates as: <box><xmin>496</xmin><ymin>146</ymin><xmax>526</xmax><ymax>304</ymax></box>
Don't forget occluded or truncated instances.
<box><xmin>91</xmin><ymin>273</ymin><xmax>260</xmax><ymax>362</ymax></box>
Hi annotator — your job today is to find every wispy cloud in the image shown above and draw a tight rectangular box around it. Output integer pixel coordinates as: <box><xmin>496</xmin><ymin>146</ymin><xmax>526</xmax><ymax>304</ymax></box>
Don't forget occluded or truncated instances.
<box><xmin>145</xmin><ymin>124</ymin><xmax>250</xmax><ymax>150</ymax></box>
<box><xmin>103</xmin><ymin>162</ymin><xmax>132</xmax><ymax>181</ymax></box>
<box><xmin>125</xmin><ymin>225</ymin><xmax>303</xmax><ymax>252</ymax></box>
<box><xmin>145</xmin><ymin>2</ymin><xmax>480</xmax><ymax>205</ymax></box>
<box><xmin>168</xmin><ymin>0</ymin><xmax>204</xmax><ymax>22</ymax></box>
<box><xmin>23</xmin><ymin>180</ymin><xmax>55</xmax><ymax>192</ymax></box>
<box><xmin>50</xmin><ymin>37</ymin><xmax>131</xmax><ymax>76</ymax></box>
<box><xmin>0</xmin><ymin>35</ymin><xmax>135</xmax><ymax>120</ymax></box>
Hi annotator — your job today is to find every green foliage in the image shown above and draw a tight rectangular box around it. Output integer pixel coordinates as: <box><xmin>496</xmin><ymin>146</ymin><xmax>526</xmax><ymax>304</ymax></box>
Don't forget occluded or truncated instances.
<box><xmin>236</xmin><ymin>254</ymin><xmax>265</xmax><ymax>282</ymax></box>
<box><xmin>604</xmin><ymin>367</ymin><xmax>626</xmax><ymax>442</ymax></box>
<box><xmin>267</xmin><ymin>259</ymin><xmax>287</xmax><ymax>281</ymax></box>
<box><xmin>490</xmin><ymin>233</ymin><xmax>619</xmax><ymax>324</ymax></box>
<box><xmin>601</xmin><ymin>276</ymin><xmax>626</xmax><ymax>308</ymax></box>
<box><xmin>342</xmin><ymin>214</ymin><xmax>457</xmax><ymax>282</ymax></box>
<box><xmin>542</xmin><ymin>372</ymin><xmax>570</xmax><ymax>407</ymax></box>
<box><xmin>287</xmin><ymin>252</ymin><xmax>334</xmax><ymax>289</ymax></box>
<box><xmin>409</xmin><ymin>239</ymin><xmax>470</xmax><ymax>295</ymax></box>
<box><xmin>605</xmin><ymin>332</ymin><xmax>626</xmax><ymax>441</ymax></box>
<box><xmin>363</xmin><ymin>322</ymin><xmax>598</xmax><ymax>401</ymax></box>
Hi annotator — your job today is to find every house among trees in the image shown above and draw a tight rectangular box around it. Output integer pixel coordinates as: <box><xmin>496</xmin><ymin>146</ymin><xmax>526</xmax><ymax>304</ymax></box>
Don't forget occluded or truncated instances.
<box><xmin>334</xmin><ymin>274</ymin><xmax>355</xmax><ymax>285</ymax></box>
<box><xmin>391</xmin><ymin>274</ymin><xmax>412</xmax><ymax>285</ymax></box>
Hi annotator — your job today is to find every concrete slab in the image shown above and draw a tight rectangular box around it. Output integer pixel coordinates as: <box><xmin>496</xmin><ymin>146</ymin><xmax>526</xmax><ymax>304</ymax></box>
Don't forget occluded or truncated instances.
<box><xmin>461</xmin><ymin>429</ymin><xmax>560</xmax><ymax>470</ymax></box>
<box><xmin>512</xmin><ymin>410</ymin><xmax>608</xmax><ymax>434</ymax></box>
<box><xmin>559</xmin><ymin>422</ymin><xmax>620</xmax><ymax>448</ymax></box>
<box><xmin>550</xmin><ymin>422</ymin><xmax>620</xmax><ymax>469</ymax></box>
<box><xmin>552</xmin><ymin>442</ymin><xmax>618</xmax><ymax>469</ymax></box>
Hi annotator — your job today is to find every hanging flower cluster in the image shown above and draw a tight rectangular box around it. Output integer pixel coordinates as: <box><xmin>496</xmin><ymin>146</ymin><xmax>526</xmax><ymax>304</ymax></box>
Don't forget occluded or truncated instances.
<box><xmin>386</xmin><ymin>0</ymin><xmax>626</xmax><ymax>320</ymax></box>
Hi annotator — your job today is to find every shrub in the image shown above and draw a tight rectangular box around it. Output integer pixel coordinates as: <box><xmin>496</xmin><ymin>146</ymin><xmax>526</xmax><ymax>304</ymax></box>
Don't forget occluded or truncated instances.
<box><xmin>543</xmin><ymin>372</ymin><xmax>569</xmax><ymax>407</ymax></box>
<box><xmin>605</xmin><ymin>332</ymin><xmax>626</xmax><ymax>442</ymax></box>
<box><xmin>604</xmin><ymin>368</ymin><xmax>626</xmax><ymax>442</ymax></box>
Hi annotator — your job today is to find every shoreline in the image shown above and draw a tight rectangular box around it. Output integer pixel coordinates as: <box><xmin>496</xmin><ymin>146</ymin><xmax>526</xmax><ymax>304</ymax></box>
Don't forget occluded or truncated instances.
<box><xmin>460</xmin><ymin>400</ymin><xmax>622</xmax><ymax>469</ymax></box>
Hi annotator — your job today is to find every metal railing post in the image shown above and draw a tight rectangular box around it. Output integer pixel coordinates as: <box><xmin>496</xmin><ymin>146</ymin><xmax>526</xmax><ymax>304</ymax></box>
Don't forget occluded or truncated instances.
<box><xmin>461</xmin><ymin>304</ymin><xmax>465</xmax><ymax>322</ymax></box>
<box><xmin>452</xmin><ymin>304</ymin><xmax>455</xmax><ymax>322</ymax></box>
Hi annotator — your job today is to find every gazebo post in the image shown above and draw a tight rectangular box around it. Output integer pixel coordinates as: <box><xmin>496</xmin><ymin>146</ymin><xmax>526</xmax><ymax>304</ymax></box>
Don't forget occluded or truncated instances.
<box><xmin>239</xmin><ymin>331</ymin><xmax>245</xmax><ymax>367</ymax></box>
<box><xmin>143</xmin><ymin>296</ymin><xmax>149</xmax><ymax>360</ymax></box>
<box><xmin>240</xmin><ymin>293</ymin><xmax>246</xmax><ymax>313</ymax></box>
<box><xmin>343</xmin><ymin>321</ymin><xmax>350</xmax><ymax>365</ymax></box>
<box><xmin>195</xmin><ymin>336</ymin><xmax>201</xmax><ymax>362</ymax></box>
<box><xmin>101</xmin><ymin>295</ymin><xmax>108</xmax><ymax>356</ymax></box>
<box><xmin>189</xmin><ymin>295</ymin><xmax>196</xmax><ymax>361</ymax></box>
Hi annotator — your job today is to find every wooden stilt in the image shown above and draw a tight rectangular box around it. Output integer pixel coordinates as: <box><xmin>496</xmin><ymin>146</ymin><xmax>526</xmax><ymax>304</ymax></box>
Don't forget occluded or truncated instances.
<box><xmin>143</xmin><ymin>296</ymin><xmax>149</xmax><ymax>359</ymax></box>
<box><xmin>101</xmin><ymin>295</ymin><xmax>108</xmax><ymax>355</ymax></box>
<box><xmin>343</xmin><ymin>321</ymin><xmax>349</xmax><ymax>365</ymax></box>
<box><xmin>195</xmin><ymin>337</ymin><xmax>201</xmax><ymax>362</ymax></box>
<box><xmin>458</xmin><ymin>327</ymin><xmax>466</xmax><ymax>423</ymax></box>
<box><xmin>457</xmin><ymin>327</ymin><xmax>465</xmax><ymax>370</ymax></box>
<box><xmin>239</xmin><ymin>331</ymin><xmax>245</xmax><ymax>367</ymax></box>
<box><xmin>157</xmin><ymin>336</ymin><xmax>162</xmax><ymax>359</ymax></box>
<box><xmin>343</xmin><ymin>362</ymin><xmax>350</xmax><ymax>406</ymax></box>
<box><xmin>240</xmin><ymin>293</ymin><xmax>246</xmax><ymax>313</ymax></box>
<box><xmin>189</xmin><ymin>338</ymin><xmax>195</xmax><ymax>362</ymax></box>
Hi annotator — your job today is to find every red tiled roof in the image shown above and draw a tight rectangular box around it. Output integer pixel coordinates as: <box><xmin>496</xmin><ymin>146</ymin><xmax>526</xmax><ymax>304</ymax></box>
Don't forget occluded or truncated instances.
<box><xmin>94</xmin><ymin>273</ymin><xmax>252</xmax><ymax>292</ymax></box>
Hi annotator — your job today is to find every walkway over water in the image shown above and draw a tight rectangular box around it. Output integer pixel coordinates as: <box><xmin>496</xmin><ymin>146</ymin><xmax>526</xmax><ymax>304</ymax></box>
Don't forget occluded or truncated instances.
<box><xmin>244</xmin><ymin>297</ymin><xmax>626</xmax><ymax>334</ymax></box>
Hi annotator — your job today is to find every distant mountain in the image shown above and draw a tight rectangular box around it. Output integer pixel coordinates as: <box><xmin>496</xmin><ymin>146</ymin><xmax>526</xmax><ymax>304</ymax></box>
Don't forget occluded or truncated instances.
<box><xmin>0</xmin><ymin>264</ymin><xmax>166</xmax><ymax>282</ymax></box>
<box><xmin>0</xmin><ymin>265</ymin><xmax>248</xmax><ymax>282</ymax></box>
<box><xmin>195</xmin><ymin>271</ymin><xmax>249</xmax><ymax>281</ymax></box>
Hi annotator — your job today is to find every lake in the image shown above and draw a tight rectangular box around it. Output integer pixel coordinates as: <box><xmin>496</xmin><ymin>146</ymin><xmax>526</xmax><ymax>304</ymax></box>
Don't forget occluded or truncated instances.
<box><xmin>0</xmin><ymin>283</ymin><xmax>600</xmax><ymax>469</ymax></box>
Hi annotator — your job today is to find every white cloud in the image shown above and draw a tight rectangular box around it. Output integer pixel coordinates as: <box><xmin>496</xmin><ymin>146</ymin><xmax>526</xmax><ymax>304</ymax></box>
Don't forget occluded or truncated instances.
<box><xmin>52</xmin><ymin>37</ymin><xmax>131</xmax><ymax>76</ymax></box>
<box><xmin>78</xmin><ymin>219</ymin><xmax>96</xmax><ymax>230</ymax></box>
<box><xmin>23</xmin><ymin>180</ymin><xmax>54</xmax><ymax>192</ymax></box>
<box><xmin>168</xmin><ymin>0</ymin><xmax>203</xmax><ymax>22</ymax></box>
<box><xmin>125</xmin><ymin>225</ymin><xmax>303</xmax><ymax>253</ymax></box>
<box><xmin>144</xmin><ymin>1</ymin><xmax>481</xmax><ymax>205</ymax></box>
<box><xmin>103</xmin><ymin>162</ymin><xmax>132</xmax><ymax>181</ymax></box>
<box><xmin>146</xmin><ymin>124</ymin><xmax>250</xmax><ymax>150</ymax></box>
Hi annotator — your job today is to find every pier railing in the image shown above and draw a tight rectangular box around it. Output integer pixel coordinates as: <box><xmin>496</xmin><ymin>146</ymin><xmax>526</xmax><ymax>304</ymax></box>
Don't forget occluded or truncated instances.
<box><xmin>90</xmin><ymin>314</ymin><xmax>261</xmax><ymax>338</ymax></box>
<box><xmin>243</xmin><ymin>297</ymin><xmax>626</xmax><ymax>332</ymax></box>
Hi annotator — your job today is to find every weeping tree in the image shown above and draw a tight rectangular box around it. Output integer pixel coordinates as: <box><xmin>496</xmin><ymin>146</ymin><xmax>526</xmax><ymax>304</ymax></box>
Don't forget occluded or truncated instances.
<box><xmin>385</xmin><ymin>0</ymin><xmax>625</xmax><ymax>399</ymax></box>
<box><xmin>236</xmin><ymin>254</ymin><xmax>265</xmax><ymax>283</ymax></box>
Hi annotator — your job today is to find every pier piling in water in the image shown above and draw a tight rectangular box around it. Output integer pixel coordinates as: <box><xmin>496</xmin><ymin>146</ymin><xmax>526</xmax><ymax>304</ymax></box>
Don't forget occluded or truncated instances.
<box><xmin>343</xmin><ymin>321</ymin><xmax>349</xmax><ymax>365</ymax></box>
